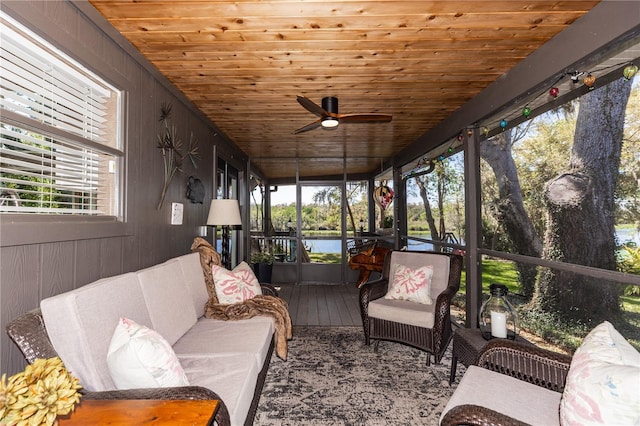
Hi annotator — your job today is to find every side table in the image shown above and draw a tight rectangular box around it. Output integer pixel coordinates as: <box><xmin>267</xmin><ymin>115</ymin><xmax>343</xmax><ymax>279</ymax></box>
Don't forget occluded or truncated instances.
<box><xmin>57</xmin><ymin>399</ymin><xmax>219</xmax><ymax>425</ymax></box>
<box><xmin>449</xmin><ymin>327</ymin><xmax>530</xmax><ymax>385</ymax></box>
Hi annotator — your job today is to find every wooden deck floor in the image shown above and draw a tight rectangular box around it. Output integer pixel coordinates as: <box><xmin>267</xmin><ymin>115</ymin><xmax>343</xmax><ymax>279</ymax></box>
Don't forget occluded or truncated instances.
<box><xmin>276</xmin><ymin>284</ymin><xmax>362</xmax><ymax>327</ymax></box>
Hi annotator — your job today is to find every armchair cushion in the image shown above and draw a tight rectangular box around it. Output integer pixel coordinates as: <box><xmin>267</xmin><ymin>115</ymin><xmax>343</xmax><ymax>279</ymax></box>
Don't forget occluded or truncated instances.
<box><xmin>559</xmin><ymin>321</ymin><xmax>640</xmax><ymax>426</ymax></box>
<box><xmin>368</xmin><ymin>298</ymin><xmax>435</xmax><ymax>328</ymax></box>
<box><xmin>384</xmin><ymin>264</ymin><xmax>434</xmax><ymax>304</ymax></box>
<box><xmin>387</xmin><ymin>251</ymin><xmax>451</xmax><ymax>296</ymax></box>
<box><xmin>441</xmin><ymin>365</ymin><xmax>562</xmax><ymax>425</ymax></box>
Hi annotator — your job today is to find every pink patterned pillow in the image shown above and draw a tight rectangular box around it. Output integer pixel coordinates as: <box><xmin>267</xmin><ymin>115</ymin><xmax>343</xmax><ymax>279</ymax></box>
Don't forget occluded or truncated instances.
<box><xmin>560</xmin><ymin>321</ymin><xmax>640</xmax><ymax>426</ymax></box>
<box><xmin>384</xmin><ymin>264</ymin><xmax>434</xmax><ymax>304</ymax></box>
<box><xmin>212</xmin><ymin>261</ymin><xmax>263</xmax><ymax>305</ymax></box>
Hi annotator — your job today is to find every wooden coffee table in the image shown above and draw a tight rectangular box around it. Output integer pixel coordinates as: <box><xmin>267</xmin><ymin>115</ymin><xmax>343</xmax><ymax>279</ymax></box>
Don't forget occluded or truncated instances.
<box><xmin>57</xmin><ymin>399</ymin><xmax>219</xmax><ymax>425</ymax></box>
<box><xmin>449</xmin><ymin>327</ymin><xmax>530</xmax><ymax>384</ymax></box>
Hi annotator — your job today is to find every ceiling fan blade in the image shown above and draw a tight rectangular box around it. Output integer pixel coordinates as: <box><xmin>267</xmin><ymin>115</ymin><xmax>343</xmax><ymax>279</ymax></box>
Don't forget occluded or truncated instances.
<box><xmin>297</xmin><ymin>96</ymin><xmax>327</xmax><ymax>117</ymax></box>
<box><xmin>294</xmin><ymin>119</ymin><xmax>322</xmax><ymax>134</ymax></box>
<box><xmin>338</xmin><ymin>114</ymin><xmax>393</xmax><ymax>123</ymax></box>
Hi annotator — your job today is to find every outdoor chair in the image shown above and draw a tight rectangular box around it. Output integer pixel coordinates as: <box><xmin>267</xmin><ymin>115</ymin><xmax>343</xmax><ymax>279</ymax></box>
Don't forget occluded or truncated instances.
<box><xmin>359</xmin><ymin>250</ymin><xmax>463</xmax><ymax>365</ymax></box>
<box><xmin>440</xmin><ymin>321</ymin><xmax>639</xmax><ymax>425</ymax></box>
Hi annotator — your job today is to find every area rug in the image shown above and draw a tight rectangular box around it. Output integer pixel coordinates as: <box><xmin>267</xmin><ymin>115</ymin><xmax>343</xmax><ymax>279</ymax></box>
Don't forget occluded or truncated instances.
<box><xmin>254</xmin><ymin>326</ymin><xmax>463</xmax><ymax>425</ymax></box>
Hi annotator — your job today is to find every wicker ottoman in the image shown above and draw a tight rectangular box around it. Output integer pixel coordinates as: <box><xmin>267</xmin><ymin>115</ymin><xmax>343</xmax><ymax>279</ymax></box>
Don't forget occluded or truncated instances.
<box><xmin>449</xmin><ymin>327</ymin><xmax>530</xmax><ymax>384</ymax></box>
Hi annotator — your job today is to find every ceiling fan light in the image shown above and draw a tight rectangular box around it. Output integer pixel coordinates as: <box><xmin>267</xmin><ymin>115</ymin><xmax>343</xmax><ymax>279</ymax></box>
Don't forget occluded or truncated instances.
<box><xmin>321</xmin><ymin>117</ymin><xmax>339</xmax><ymax>128</ymax></box>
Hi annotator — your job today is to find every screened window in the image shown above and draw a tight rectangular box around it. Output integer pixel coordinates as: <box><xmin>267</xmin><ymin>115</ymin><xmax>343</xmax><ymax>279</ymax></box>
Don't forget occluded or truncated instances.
<box><xmin>405</xmin><ymin>151</ymin><xmax>465</xmax><ymax>251</ymax></box>
<box><xmin>0</xmin><ymin>13</ymin><xmax>122</xmax><ymax>216</ymax></box>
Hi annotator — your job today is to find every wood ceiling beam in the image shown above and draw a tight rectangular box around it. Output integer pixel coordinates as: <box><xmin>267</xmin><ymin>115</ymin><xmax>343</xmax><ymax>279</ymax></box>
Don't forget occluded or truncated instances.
<box><xmin>89</xmin><ymin>1</ymin><xmax>599</xmax><ymax>18</ymax></box>
<box><xmin>124</xmin><ymin>31</ymin><xmax>556</xmax><ymax>45</ymax></box>
<box><xmin>95</xmin><ymin>10</ymin><xmax>588</xmax><ymax>30</ymax></box>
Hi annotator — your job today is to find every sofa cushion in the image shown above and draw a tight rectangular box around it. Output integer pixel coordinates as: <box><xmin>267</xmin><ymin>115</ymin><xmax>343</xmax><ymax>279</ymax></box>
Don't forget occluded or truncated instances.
<box><xmin>368</xmin><ymin>297</ymin><xmax>435</xmax><ymax>328</ymax></box>
<box><xmin>384</xmin><ymin>263</ymin><xmax>434</xmax><ymax>304</ymax></box>
<box><xmin>441</xmin><ymin>365</ymin><xmax>562</xmax><ymax>425</ymax></box>
<box><xmin>173</xmin><ymin>316</ymin><xmax>274</xmax><ymax>368</ymax></box>
<box><xmin>137</xmin><ymin>259</ymin><xmax>198</xmax><ymax>345</ymax></box>
<box><xmin>181</xmin><ymin>354</ymin><xmax>261</xmax><ymax>426</ymax></box>
<box><xmin>41</xmin><ymin>273</ymin><xmax>153</xmax><ymax>392</ymax></box>
<box><xmin>107</xmin><ymin>317</ymin><xmax>189</xmax><ymax>389</ymax></box>
<box><xmin>176</xmin><ymin>252</ymin><xmax>210</xmax><ymax>317</ymax></box>
<box><xmin>560</xmin><ymin>321</ymin><xmax>640</xmax><ymax>426</ymax></box>
<box><xmin>212</xmin><ymin>262</ymin><xmax>263</xmax><ymax>305</ymax></box>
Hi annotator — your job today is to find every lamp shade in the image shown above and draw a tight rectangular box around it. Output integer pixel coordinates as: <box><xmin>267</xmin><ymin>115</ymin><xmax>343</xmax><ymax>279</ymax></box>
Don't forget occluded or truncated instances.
<box><xmin>206</xmin><ymin>199</ymin><xmax>241</xmax><ymax>226</ymax></box>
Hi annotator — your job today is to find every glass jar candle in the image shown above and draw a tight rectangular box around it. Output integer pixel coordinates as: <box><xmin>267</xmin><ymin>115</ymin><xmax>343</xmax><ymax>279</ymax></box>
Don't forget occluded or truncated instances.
<box><xmin>479</xmin><ymin>283</ymin><xmax>517</xmax><ymax>340</ymax></box>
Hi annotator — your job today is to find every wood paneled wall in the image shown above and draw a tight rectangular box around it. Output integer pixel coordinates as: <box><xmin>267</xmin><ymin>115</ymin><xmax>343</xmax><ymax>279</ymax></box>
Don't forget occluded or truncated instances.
<box><xmin>0</xmin><ymin>1</ymin><xmax>243</xmax><ymax>375</ymax></box>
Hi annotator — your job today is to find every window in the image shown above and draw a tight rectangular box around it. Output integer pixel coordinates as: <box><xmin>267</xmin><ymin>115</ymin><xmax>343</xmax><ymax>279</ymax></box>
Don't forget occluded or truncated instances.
<box><xmin>0</xmin><ymin>13</ymin><xmax>122</xmax><ymax>216</ymax></box>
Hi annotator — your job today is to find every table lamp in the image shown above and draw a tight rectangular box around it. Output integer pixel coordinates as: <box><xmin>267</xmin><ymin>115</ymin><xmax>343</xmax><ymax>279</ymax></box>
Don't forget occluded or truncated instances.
<box><xmin>207</xmin><ymin>199</ymin><xmax>241</xmax><ymax>269</ymax></box>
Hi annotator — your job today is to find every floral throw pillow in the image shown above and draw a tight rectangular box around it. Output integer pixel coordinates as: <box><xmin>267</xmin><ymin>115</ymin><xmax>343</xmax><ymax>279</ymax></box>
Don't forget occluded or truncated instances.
<box><xmin>384</xmin><ymin>264</ymin><xmax>434</xmax><ymax>304</ymax></box>
<box><xmin>212</xmin><ymin>261</ymin><xmax>263</xmax><ymax>305</ymax></box>
<box><xmin>560</xmin><ymin>321</ymin><xmax>640</xmax><ymax>426</ymax></box>
<box><xmin>106</xmin><ymin>317</ymin><xmax>189</xmax><ymax>390</ymax></box>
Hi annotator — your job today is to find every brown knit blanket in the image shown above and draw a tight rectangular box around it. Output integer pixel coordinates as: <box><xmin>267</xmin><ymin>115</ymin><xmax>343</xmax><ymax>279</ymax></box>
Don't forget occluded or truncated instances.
<box><xmin>191</xmin><ymin>237</ymin><xmax>293</xmax><ymax>360</ymax></box>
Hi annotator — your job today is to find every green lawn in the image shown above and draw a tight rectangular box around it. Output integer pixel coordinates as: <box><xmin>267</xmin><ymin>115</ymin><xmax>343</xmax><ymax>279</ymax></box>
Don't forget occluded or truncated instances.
<box><xmin>459</xmin><ymin>258</ymin><xmax>520</xmax><ymax>295</ymax></box>
<box><xmin>456</xmin><ymin>258</ymin><xmax>640</xmax><ymax>351</ymax></box>
<box><xmin>308</xmin><ymin>252</ymin><xmax>341</xmax><ymax>263</ymax></box>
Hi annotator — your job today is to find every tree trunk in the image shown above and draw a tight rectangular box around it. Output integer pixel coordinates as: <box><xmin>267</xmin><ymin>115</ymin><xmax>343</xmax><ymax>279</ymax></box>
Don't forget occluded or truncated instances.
<box><xmin>346</xmin><ymin>199</ymin><xmax>357</xmax><ymax>237</ymax></box>
<box><xmin>437</xmin><ymin>170</ymin><xmax>446</xmax><ymax>239</ymax></box>
<box><xmin>534</xmin><ymin>78</ymin><xmax>633</xmax><ymax>323</ymax></box>
<box><xmin>416</xmin><ymin>176</ymin><xmax>441</xmax><ymax>245</ymax></box>
<box><xmin>481</xmin><ymin>130</ymin><xmax>542</xmax><ymax>298</ymax></box>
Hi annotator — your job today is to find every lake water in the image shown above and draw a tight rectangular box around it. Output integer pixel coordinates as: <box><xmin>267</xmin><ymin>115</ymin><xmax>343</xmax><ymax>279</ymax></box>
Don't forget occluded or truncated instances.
<box><xmin>304</xmin><ymin>238</ymin><xmax>439</xmax><ymax>253</ymax></box>
<box><xmin>304</xmin><ymin>228</ymin><xmax>640</xmax><ymax>254</ymax></box>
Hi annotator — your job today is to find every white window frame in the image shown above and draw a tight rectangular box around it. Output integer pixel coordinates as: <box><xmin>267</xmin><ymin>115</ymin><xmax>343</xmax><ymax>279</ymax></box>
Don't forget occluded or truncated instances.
<box><xmin>0</xmin><ymin>12</ymin><xmax>127</xmax><ymax>246</ymax></box>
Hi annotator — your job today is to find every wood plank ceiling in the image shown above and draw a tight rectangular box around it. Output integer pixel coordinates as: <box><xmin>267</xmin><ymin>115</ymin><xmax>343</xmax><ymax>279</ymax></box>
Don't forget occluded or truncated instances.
<box><xmin>88</xmin><ymin>0</ymin><xmax>600</xmax><ymax>180</ymax></box>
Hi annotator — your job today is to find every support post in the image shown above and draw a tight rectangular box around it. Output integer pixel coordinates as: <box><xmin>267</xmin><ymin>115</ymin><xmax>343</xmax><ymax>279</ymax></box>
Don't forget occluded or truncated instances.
<box><xmin>464</xmin><ymin>128</ymin><xmax>482</xmax><ymax>328</ymax></box>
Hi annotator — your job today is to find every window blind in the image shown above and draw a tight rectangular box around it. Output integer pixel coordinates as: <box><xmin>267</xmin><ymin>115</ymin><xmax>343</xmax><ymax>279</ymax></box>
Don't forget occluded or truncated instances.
<box><xmin>0</xmin><ymin>121</ymin><xmax>116</xmax><ymax>214</ymax></box>
<box><xmin>0</xmin><ymin>13</ymin><xmax>122</xmax><ymax>215</ymax></box>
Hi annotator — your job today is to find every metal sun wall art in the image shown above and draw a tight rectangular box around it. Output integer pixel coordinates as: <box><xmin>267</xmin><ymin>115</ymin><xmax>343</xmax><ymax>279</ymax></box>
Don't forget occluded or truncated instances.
<box><xmin>156</xmin><ymin>102</ymin><xmax>199</xmax><ymax>209</ymax></box>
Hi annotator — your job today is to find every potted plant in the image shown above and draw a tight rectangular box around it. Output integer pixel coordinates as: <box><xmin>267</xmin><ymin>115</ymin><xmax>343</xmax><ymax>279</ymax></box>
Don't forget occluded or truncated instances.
<box><xmin>250</xmin><ymin>250</ymin><xmax>275</xmax><ymax>283</ymax></box>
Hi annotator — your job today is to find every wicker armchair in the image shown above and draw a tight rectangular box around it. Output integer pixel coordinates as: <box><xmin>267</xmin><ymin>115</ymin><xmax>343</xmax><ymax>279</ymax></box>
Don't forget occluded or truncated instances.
<box><xmin>7</xmin><ymin>308</ymin><xmax>232</xmax><ymax>426</ymax></box>
<box><xmin>440</xmin><ymin>339</ymin><xmax>572</xmax><ymax>425</ymax></box>
<box><xmin>359</xmin><ymin>250</ymin><xmax>463</xmax><ymax>365</ymax></box>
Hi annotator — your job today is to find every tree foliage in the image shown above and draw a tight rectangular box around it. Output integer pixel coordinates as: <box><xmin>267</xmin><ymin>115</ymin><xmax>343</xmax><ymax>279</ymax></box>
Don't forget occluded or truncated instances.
<box><xmin>406</xmin><ymin>156</ymin><xmax>464</xmax><ymax>245</ymax></box>
<box><xmin>617</xmin><ymin>85</ymin><xmax>640</xmax><ymax>229</ymax></box>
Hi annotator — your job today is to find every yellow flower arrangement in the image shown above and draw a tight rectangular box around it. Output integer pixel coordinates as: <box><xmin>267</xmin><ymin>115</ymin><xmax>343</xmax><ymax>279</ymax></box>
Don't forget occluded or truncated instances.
<box><xmin>0</xmin><ymin>357</ymin><xmax>82</xmax><ymax>426</ymax></box>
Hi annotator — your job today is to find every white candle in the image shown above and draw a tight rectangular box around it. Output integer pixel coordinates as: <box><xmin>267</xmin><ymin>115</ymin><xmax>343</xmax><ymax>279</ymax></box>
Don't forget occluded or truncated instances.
<box><xmin>491</xmin><ymin>311</ymin><xmax>507</xmax><ymax>338</ymax></box>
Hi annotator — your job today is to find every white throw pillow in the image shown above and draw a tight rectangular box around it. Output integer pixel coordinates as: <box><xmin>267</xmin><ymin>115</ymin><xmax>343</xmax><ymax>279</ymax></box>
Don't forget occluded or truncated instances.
<box><xmin>107</xmin><ymin>317</ymin><xmax>189</xmax><ymax>389</ymax></box>
<box><xmin>384</xmin><ymin>263</ymin><xmax>434</xmax><ymax>304</ymax></box>
<box><xmin>560</xmin><ymin>321</ymin><xmax>640</xmax><ymax>426</ymax></box>
<box><xmin>212</xmin><ymin>261</ymin><xmax>263</xmax><ymax>305</ymax></box>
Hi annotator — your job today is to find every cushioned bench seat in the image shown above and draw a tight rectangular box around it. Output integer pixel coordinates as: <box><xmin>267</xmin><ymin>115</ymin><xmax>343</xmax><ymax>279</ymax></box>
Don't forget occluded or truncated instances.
<box><xmin>39</xmin><ymin>252</ymin><xmax>276</xmax><ymax>426</ymax></box>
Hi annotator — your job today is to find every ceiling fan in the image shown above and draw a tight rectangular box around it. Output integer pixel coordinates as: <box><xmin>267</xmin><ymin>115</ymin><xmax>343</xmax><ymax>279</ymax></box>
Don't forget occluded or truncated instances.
<box><xmin>294</xmin><ymin>96</ymin><xmax>392</xmax><ymax>134</ymax></box>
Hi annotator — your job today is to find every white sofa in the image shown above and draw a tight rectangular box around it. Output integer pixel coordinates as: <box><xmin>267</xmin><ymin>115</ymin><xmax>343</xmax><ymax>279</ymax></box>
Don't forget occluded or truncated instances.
<box><xmin>37</xmin><ymin>252</ymin><xmax>275</xmax><ymax>426</ymax></box>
